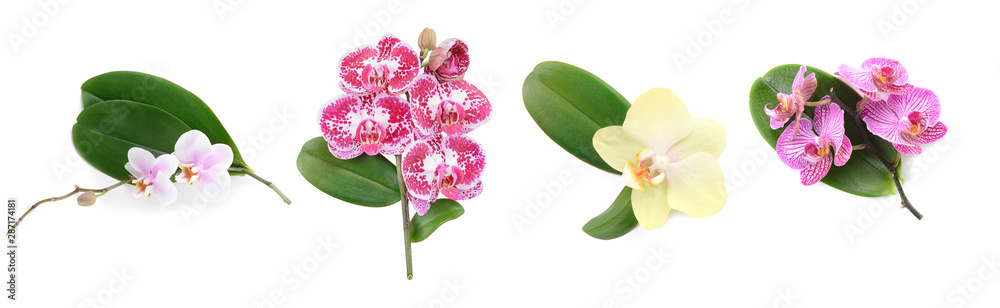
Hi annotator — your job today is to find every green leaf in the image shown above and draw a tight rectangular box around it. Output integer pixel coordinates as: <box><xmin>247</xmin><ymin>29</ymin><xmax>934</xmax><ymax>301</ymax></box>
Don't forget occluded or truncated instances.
<box><xmin>583</xmin><ymin>187</ymin><xmax>638</xmax><ymax>240</ymax></box>
<box><xmin>296</xmin><ymin>137</ymin><xmax>400</xmax><ymax>207</ymax></box>
<box><xmin>523</xmin><ymin>61</ymin><xmax>631</xmax><ymax>174</ymax></box>
<box><xmin>410</xmin><ymin>199</ymin><xmax>465</xmax><ymax>243</ymax></box>
<box><xmin>81</xmin><ymin>71</ymin><xmax>248</xmax><ymax>168</ymax></box>
<box><xmin>72</xmin><ymin>100</ymin><xmax>192</xmax><ymax>180</ymax></box>
<box><xmin>749</xmin><ymin>64</ymin><xmax>899</xmax><ymax>197</ymax></box>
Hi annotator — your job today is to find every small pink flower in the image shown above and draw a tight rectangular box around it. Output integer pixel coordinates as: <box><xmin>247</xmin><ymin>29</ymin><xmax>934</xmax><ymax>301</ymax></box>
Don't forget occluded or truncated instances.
<box><xmin>836</xmin><ymin>57</ymin><xmax>914</xmax><ymax>102</ymax></box>
<box><xmin>765</xmin><ymin>66</ymin><xmax>827</xmax><ymax>131</ymax></box>
<box><xmin>425</xmin><ymin>38</ymin><xmax>469</xmax><ymax>82</ymax></box>
<box><xmin>173</xmin><ymin>130</ymin><xmax>234</xmax><ymax>198</ymax></box>
<box><xmin>319</xmin><ymin>93</ymin><xmax>413</xmax><ymax>159</ymax></box>
<box><xmin>861</xmin><ymin>87</ymin><xmax>947</xmax><ymax>156</ymax></box>
<box><xmin>402</xmin><ymin>135</ymin><xmax>485</xmax><ymax>215</ymax></box>
<box><xmin>776</xmin><ymin>103</ymin><xmax>853</xmax><ymax>185</ymax></box>
<box><xmin>124</xmin><ymin>147</ymin><xmax>179</xmax><ymax>206</ymax></box>
<box><xmin>339</xmin><ymin>34</ymin><xmax>421</xmax><ymax>95</ymax></box>
<box><xmin>408</xmin><ymin>74</ymin><xmax>491</xmax><ymax>137</ymax></box>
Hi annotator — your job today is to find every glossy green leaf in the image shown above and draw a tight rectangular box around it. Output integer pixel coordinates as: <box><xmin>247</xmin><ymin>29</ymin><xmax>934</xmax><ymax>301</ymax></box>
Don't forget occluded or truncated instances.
<box><xmin>523</xmin><ymin>61</ymin><xmax>631</xmax><ymax>174</ymax></box>
<box><xmin>749</xmin><ymin>64</ymin><xmax>899</xmax><ymax>197</ymax></box>
<box><xmin>72</xmin><ymin>100</ymin><xmax>192</xmax><ymax>180</ymax></box>
<box><xmin>296</xmin><ymin>137</ymin><xmax>400</xmax><ymax>207</ymax></box>
<box><xmin>410</xmin><ymin>199</ymin><xmax>464</xmax><ymax>243</ymax></box>
<box><xmin>81</xmin><ymin>71</ymin><xmax>248</xmax><ymax>168</ymax></box>
<box><xmin>583</xmin><ymin>187</ymin><xmax>638</xmax><ymax>240</ymax></box>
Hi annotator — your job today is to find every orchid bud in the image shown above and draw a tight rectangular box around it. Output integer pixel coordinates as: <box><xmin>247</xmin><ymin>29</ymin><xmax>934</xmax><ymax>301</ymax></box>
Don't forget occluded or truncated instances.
<box><xmin>418</xmin><ymin>28</ymin><xmax>437</xmax><ymax>51</ymax></box>
<box><xmin>77</xmin><ymin>191</ymin><xmax>97</xmax><ymax>207</ymax></box>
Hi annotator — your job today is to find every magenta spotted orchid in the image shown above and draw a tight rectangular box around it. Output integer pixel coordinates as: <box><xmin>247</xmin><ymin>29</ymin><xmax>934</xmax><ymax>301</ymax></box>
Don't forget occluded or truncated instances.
<box><xmin>776</xmin><ymin>103</ymin><xmax>852</xmax><ymax>185</ymax></box>
<box><xmin>401</xmin><ymin>135</ymin><xmax>485</xmax><ymax>215</ymax></box>
<box><xmin>836</xmin><ymin>57</ymin><xmax>913</xmax><ymax>103</ymax></box>
<box><xmin>124</xmin><ymin>148</ymin><xmax>179</xmax><ymax>206</ymax></box>
<box><xmin>408</xmin><ymin>74</ymin><xmax>492</xmax><ymax>137</ymax></box>
<box><xmin>765</xmin><ymin>66</ymin><xmax>830</xmax><ymax>133</ymax></box>
<box><xmin>426</xmin><ymin>38</ymin><xmax>470</xmax><ymax>82</ymax></box>
<box><xmin>339</xmin><ymin>34</ymin><xmax>421</xmax><ymax>95</ymax></box>
<box><xmin>319</xmin><ymin>93</ymin><xmax>413</xmax><ymax>159</ymax></box>
<box><xmin>860</xmin><ymin>87</ymin><xmax>947</xmax><ymax>156</ymax></box>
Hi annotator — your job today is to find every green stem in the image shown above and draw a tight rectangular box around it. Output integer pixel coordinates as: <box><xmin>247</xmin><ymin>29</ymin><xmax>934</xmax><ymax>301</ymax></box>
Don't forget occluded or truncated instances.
<box><xmin>228</xmin><ymin>167</ymin><xmax>292</xmax><ymax>205</ymax></box>
<box><xmin>395</xmin><ymin>154</ymin><xmax>414</xmax><ymax>280</ymax></box>
<box><xmin>829</xmin><ymin>90</ymin><xmax>922</xmax><ymax>220</ymax></box>
<box><xmin>6</xmin><ymin>177</ymin><xmax>132</xmax><ymax>235</ymax></box>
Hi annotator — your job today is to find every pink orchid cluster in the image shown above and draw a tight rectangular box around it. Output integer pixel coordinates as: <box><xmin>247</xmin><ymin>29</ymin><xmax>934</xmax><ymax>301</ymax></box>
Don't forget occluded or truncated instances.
<box><xmin>765</xmin><ymin>58</ymin><xmax>947</xmax><ymax>185</ymax></box>
<box><xmin>319</xmin><ymin>30</ymin><xmax>492</xmax><ymax>215</ymax></box>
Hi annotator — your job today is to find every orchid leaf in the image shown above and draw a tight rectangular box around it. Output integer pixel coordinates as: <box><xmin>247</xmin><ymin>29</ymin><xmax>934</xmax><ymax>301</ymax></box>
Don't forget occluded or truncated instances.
<box><xmin>583</xmin><ymin>187</ymin><xmax>637</xmax><ymax>240</ymax></box>
<box><xmin>410</xmin><ymin>199</ymin><xmax>465</xmax><ymax>243</ymax></box>
<box><xmin>296</xmin><ymin>137</ymin><xmax>401</xmax><ymax>207</ymax></box>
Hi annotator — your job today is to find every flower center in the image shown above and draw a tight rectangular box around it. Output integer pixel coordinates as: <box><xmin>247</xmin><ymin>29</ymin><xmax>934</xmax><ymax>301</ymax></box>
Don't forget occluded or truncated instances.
<box><xmin>438</xmin><ymin>54</ymin><xmax>459</xmax><ymax>75</ymax></box>
<box><xmin>906</xmin><ymin>111</ymin><xmax>926</xmax><ymax>135</ymax></box>
<box><xmin>361</xmin><ymin>63</ymin><xmax>388</xmax><ymax>92</ymax></box>
<box><xmin>624</xmin><ymin>148</ymin><xmax>667</xmax><ymax>191</ymax></box>
<box><xmin>438</xmin><ymin>100</ymin><xmax>465</xmax><ymax>135</ymax></box>
<box><xmin>133</xmin><ymin>178</ymin><xmax>154</xmax><ymax>198</ymax></box>
<box><xmin>179</xmin><ymin>163</ymin><xmax>201</xmax><ymax>185</ymax></box>
<box><xmin>356</xmin><ymin>119</ymin><xmax>385</xmax><ymax>155</ymax></box>
<box><xmin>435</xmin><ymin>164</ymin><xmax>462</xmax><ymax>190</ymax></box>
<box><xmin>873</xmin><ymin>65</ymin><xmax>895</xmax><ymax>85</ymax></box>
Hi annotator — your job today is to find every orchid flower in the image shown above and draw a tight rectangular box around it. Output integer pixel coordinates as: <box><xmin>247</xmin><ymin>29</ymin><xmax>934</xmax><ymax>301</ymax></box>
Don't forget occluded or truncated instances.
<box><xmin>124</xmin><ymin>147</ymin><xmax>179</xmax><ymax>206</ymax></box>
<box><xmin>776</xmin><ymin>103</ymin><xmax>853</xmax><ymax>185</ymax></box>
<box><xmin>173</xmin><ymin>130</ymin><xmax>234</xmax><ymax>199</ymax></box>
<box><xmin>592</xmin><ymin>88</ymin><xmax>727</xmax><ymax>230</ymax></box>
<box><xmin>860</xmin><ymin>87</ymin><xmax>947</xmax><ymax>156</ymax></box>
<box><xmin>408</xmin><ymin>74</ymin><xmax>491</xmax><ymax>137</ymax></box>
<box><xmin>425</xmin><ymin>38</ymin><xmax>470</xmax><ymax>82</ymax></box>
<box><xmin>836</xmin><ymin>57</ymin><xmax>914</xmax><ymax>103</ymax></box>
<box><xmin>319</xmin><ymin>93</ymin><xmax>413</xmax><ymax>159</ymax></box>
<box><xmin>340</xmin><ymin>34</ymin><xmax>421</xmax><ymax>95</ymax></box>
<box><xmin>765</xmin><ymin>66</ymin><xmax>830</xmax><ymax>134</ymax></box>
<box><xmin>401</xmin><ymin>135</ymin><xmax>485</xmax><ymax>215</ymax></box>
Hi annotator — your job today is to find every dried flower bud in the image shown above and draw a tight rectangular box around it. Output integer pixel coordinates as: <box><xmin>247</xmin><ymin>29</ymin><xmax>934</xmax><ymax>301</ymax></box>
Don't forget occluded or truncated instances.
<box><xmin>77</xmin><ymin>191</ymin><xmax>97</xmax><ymax>207</ymax></box>
<box><xmin>418</xmin><ymin>28</ymin><xmax>437</xmax><ymax>51</ymax></box>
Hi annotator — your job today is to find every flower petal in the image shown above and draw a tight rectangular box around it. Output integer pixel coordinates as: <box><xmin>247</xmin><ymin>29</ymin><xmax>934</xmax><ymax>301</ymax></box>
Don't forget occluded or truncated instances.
<box><xmin>195</xmin><ymin>164</ymin><xmax>231</xmax><ymax>202</ymax></box>
<box><xmin>408</xmin><ymin>195</ymin><xmax>431</xmax><ymax>216</ymax></box>
<box><xmin>905</xmin><ymin>121</ymin><xmax>947</xmax><ymax>145</ymax></box>
<box><xmin>896</xmin><ymin>87</ymin><xmax>940</xmax><ymax>126</ymax></box>
<box><xmin>894</xmin><ymin>142</ymin><xmax>923</xmax><ymax>156</ymax></box>
<box><xmin>319</xmin><ymin>94</ymin><xmax>366</xmax><ymax>159</ymax></box>
<box><xmin>765</xmin><ymin>93</ymin><xmax>793</xmax><ymax>129</ymax></box>
<box><xmin>667</xmin><ymin>118</ymin><xmax>726</xmax><ymax>161</ymax></box>
<box><xmin>860</xmin><ymin>99</ymin><xmax>907</xmax><ymax>145</ymax></box>
<box><xmin>442</xmin><ymin>135</ymin><xmax>485</xmax><ymax>187</ymax></box>
<box><xmin>450</xmin><ymin>80</ymin><xmax>491</xmax><ymax>134</ymax></box>
<box><xmin>368</xmin><ymin>94</ymin><xmax>413</xmax><ymax>155</ymax></box>
<box><xmin>442</xmin><ymin>179</ymin><xmax>482</xmax><ymax>201</ymax></box>
<box><xmin>799</xmin><ymin>153</ymin><xmax>832</xmax><ymax>185</ymax></box>
<box><xmin>152</xmin><ymin>170</ymin><xmax>178</xmax><ymax>207</ymax></box>
<box><xmin>813</xmin><ymin>103</ymin><xmax>845</xmax><ymax>146</ymax></box>
<box><xmin>623</xmin><ymin>88</ymin><xmax>693</xmax><ymax>154</ymax></box>
<box><xmin>631</xmin><ymin>185</ymin><xmax>671</xmax><ymax>230</ymax></box>
<box><xmin>834</xmin><ymin>136</ymin><xmax>853</xmax><ymax>166</ymax></box>
<box><xmin>408</xmin><ymin>74</ymin><xmax>442</xmax><ymax>135</ymax></box>
<box><xmin>593</xmin><ymin>126</ymin><xmax>644</xmax><ymax>173</ymax></box>
<box><xmin>126</xmin><ymin>147</ymin><xmax>156</xmax><ymax>178</ymax></box>
<box><xmin>339</xmin><ymin>46</ymin><xmax>380</xmax><ymax>94</ymax></box>
<box><xmin>402</xmin><ymin>140</ymin><xmax>440</xmax><ymax>200</ymax></box>
<box><xmin>837</xmin><ymin>64</ymin><xmax>876</xmax><ymax>92</ymax></box>
<box><xmin>173</xmin><ymin>130</ymin><xmax>212</xmax><ymax>164</ymax></box>
<box><xmin>202</xmin><ymin>144</ymin><xmax>234</xmax><ymax>171</ymax></box>
<box><xmin>793</xmin><ymin>66</ymin><xmax>818</xmax><ymax>102</ymax></box>
<box><xmin>383</xmin><ymin>38</ymin><xmax>420</xmax><ymax>95</ymax></box>
<box><xmin>776</xmin><ymin>119</ymin><xmax>818</xmax><ymax>170</ymax></box>
<box><xmin>662</xmin><ymin>152</ymin><xmax>726</xmax><ymax>218</ymax></box>
<box><xmin>151</xmin><ymin>153</ymin><xmax>179</xmax><ymax>178</ymax></box>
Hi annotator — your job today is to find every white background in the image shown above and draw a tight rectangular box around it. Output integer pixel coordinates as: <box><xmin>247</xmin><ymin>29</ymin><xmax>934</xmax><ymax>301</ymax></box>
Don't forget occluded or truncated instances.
<box><xmin>1</xmin><ymin>0</ymin><xmax>998</xmax><ymax>307</ymax></box>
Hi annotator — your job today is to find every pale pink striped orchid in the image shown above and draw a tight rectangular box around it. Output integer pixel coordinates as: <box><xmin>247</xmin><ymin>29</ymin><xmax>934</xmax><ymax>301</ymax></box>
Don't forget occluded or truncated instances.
<box><xmin>339</xmin><ymin>34</ymin><xmax>421</xmax><ymax>95</ymax></box>
<box><xmin>319</xmin><ymin>93</ymin><xmax>413</xmax><ymax>159</ymax></box>
<box><xmin>861</xmin><ymin>87</ymin><xmax>947</xmax><ymax>156</ymax></box>
<box><xmin>401</xmin><ymin>135</ymin><xmax>485</xmax><ymax>215</ymax></box>
<box><xmin>776</xmin><ymin>103</ymin><xmax>853</xmax><ymax>185</ymax></box>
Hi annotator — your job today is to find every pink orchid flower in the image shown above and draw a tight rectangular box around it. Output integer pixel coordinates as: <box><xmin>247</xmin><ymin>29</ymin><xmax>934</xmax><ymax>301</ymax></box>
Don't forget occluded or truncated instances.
<box><xmin>124</xmin><ymin>147</ymin><xmax>179</xmax><ymax>206</ymax></box>
<box><xmin>860</xmin><ymin>87</ymin><xmax>947</xmax><ymax>156</ymax></box>
<box><xmin>836</xmin><ymin>57</ymin><xmax>914</xmax><ymax>103</ymax></box>
<box><xmin>401</xmin><ymin>135</ymin><xmax>485</xmax><ymax>215</ymax></box>
<box><xmin>776</xmin><ymin>103</ymin><xmax>853</xmax><ymax>185</ymax></box>
<box><xmin>319</xmin><ymin>93</ymin><xmax>413</xmax><ymax>159</ymax></box>
<box><xmin>765</xmin><ymin>66</ymin><xmax>829</xmax><ymax>132</ymax></box>
<box><xmin>173</xmin><ymin>130</ymin><xmax>234</xmax><ymax>198</ymax></box>
<box><xmin>339</xmin><ymin>34</ymin><xmax>421</xmax><ymax>95</ymax></box>
<box><xmin>425</xmin><ymin>38</ymin><xmax>470</xmax><ymax>82</ymax></box>
<box><xmin>408</xmin><ymin>74</ymin><xmax>491</xmax><ymax>137</ymax></box>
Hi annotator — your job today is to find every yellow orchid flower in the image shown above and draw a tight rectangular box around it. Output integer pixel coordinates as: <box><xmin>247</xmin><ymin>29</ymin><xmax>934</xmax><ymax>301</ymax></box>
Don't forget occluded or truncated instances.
<box><xmin>592</xmin><ymin>88</ymin><xmax>727</xmax><ymax>229</ymax></box>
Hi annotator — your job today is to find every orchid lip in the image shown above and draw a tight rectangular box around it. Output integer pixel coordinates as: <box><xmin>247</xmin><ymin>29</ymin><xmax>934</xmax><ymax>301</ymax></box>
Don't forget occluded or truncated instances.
<box><xmin>439</xmin><ymin>100</ymin><xmax>465</xmax><ymax>134</ymax></box>
<box><xmin>624</xmin><ymin>148</ymin><xmax>668</xmax><ymax>190</ymax></box>
<box><xmin>435</xmin><ymin>164</ymin><xmax>462</xmax><ymax>190</ymax></box>
<box><xmin>361</xmin><ymin>63</ymin><xmax>388</xmax><ymax>91</ymax></box>
<box><xmin>356</xmin><ymin>119</ymin><xmax>385</xmax><ymax>155</ymax></box>
<box><xmin>905</xmin><ymin>111</ymin><xmax>926</xmax><ymax>135</ymax></box>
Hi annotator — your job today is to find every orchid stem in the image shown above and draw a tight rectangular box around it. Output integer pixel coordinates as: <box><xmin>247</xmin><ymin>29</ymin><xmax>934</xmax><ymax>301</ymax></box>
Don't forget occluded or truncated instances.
<box><xmin>229</xmin><ymin>167</ymin><xmax>291</xmax><ymax>205</ymax></box>
<box><xmin>6</xmin><ymin>177</ymin><xmax>132</xmax><ymax>235</ymax></box>
<box><xmin>394</xmin><ymin>154</ymin><xmax>414</xmax><ymax>280</ymax></box>
<box><xmin>828</xmin><ymin>90</ymin><xmax>922</xmax><ymax>220</ymax></box>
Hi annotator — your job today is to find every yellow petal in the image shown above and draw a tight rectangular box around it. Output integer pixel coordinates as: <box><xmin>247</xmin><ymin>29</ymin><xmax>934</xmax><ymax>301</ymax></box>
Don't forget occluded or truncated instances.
<box><xmin>623</xmin><ymin>161</ymin><xmax>646</xmax><ymax>190</ymax></box>
<box><xmin>593</xmin><ymin>126</ymin><xmax>644</xmax><ymax>173</ymax></box>
<box><xmin>623</xmin><ymin>88</ymin><xmax>693</xmax><ymax>153</ymax></box>
<box><xmin>631</xmin><ymin>185</ymin><xmax>671</xmax><ymax>230</ymax></box>
<box><xmin>668</xmin><ymin>118</ymin><xmax>726</xmax><ymax>160</ymax></box>
<box><xmin>664</xmin><ymin>152</ymin><xmax>727</xmax><ymax>218</ymax></box>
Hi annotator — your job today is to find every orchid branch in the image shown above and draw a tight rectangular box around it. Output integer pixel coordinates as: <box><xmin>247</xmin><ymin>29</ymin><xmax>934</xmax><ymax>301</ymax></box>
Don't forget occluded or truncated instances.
<box><xmin>395</xmin><ymin>154</ymin><xmax>414</xmax><ymax>280</ymax></box>
<box><xmin>228</xmin><ymin>167</ymin><xmax>291</xmax><ymax>205</ymax></box>
<box><xmin>828</xmin><ymin>90</ymin><xmax>922</xmax><ymax>220</ymax></box>
<box><xmin>6</xmin><ymin>177</ymin><xmax>133</xmax><ymax>235</ymax></box>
